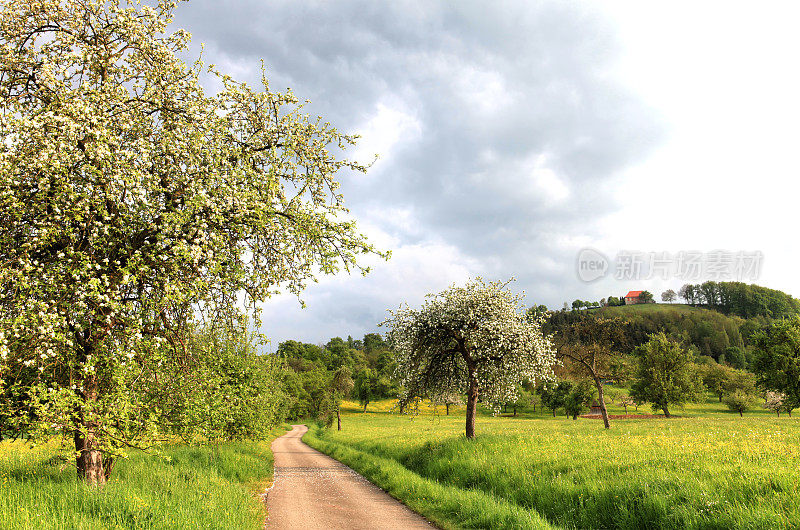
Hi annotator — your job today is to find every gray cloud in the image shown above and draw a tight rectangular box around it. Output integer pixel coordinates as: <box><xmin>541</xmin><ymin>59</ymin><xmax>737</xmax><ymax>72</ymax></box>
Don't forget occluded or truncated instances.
<box><xmin>173</xmin><ymin>1</ymin><xmax>662</xmax><ymax>346</ymax></box>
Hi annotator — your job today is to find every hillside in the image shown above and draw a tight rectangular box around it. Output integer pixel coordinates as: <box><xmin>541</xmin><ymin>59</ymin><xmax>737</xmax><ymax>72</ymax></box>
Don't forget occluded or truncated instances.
<box><xmin>590</xmin><ymin>303</ymin><xmax>704</xmax><ymax>317</ymax></box>
<box><xmin>547</xmin><ymin>302</ymin><xmax>766</xmax><ymax>368</ymax></box>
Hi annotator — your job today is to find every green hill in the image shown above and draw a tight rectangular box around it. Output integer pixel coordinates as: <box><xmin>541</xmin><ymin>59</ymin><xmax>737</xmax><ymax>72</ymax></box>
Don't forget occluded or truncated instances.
<box><xmin>547</xmin><ymin>302</ymin><xmax>766</xmax><ymax>369</ymax></box>
<box><xmin>590</xmin><ymin>303</ymin><xmax>703</xmax><ymax>317</ymax></box>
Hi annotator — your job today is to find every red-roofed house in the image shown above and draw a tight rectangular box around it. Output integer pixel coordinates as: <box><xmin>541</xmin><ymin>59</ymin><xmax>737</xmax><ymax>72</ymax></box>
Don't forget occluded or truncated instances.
<box><xmin>624</xmin><ymin>290</ymin><xmax>643</xmax><ymax>305</ymax></box>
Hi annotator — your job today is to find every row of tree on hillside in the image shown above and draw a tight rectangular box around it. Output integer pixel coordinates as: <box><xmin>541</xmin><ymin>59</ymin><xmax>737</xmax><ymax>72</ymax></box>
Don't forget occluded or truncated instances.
<box><xmin>677</xmin><ymin>281</ymin><xmax>800</xmax><ymax>319</ymax></box>
<box><xmin>565</xmin><ymin>282</ymin><xmax>798</xmax><ymax>319</ymax></box>
<box><xmin>546</xmin><ymin>306</ymin><xmax>753</xmax><ymax>366</ymax></box>
<box><xmin>568</xmin><ymin>291</ymin><xmax>654</xmax><ymax>310</ymax></box>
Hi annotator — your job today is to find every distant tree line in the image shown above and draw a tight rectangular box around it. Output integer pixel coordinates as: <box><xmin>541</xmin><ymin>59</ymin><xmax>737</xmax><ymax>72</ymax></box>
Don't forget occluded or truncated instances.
<box><xmin>277</xmin><ymin>333</ymin><xmax>400</xmax><ymax>423</ymax></box>
<box><xmin>678</xmin><ymin>281</ymin><xmax>800</xmax><ymax>319</ymax></box>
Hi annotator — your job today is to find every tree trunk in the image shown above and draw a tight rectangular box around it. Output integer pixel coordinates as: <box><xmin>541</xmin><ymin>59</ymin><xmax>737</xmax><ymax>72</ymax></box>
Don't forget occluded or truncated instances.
<box><xmin>662</xmin><ymin>405</ymin><xmax>671</xmax><ymax>418</ymax></box>
<box><xmin>623</xmin><ymin>404</ymin><xmax>628</xmax><ymax>414</ymax></box>
<box><xmin>739</xmin><ymin>410</ymin><xmax>743</xmax><ymax>417</ymax></box>
<box><xmin>465</xmin><ymin>375</ymin><xmax>478</xmax><ymax>439</ymax></box>
<box><xmin>594</xmin><ymin>377</ymin><xmax>611</xmax><ymax>429</ymax></box>
<box><xmin>552</xmin><ymin>408</ymin><xmax>556</xmax><ymax>417</ymax></box>
<box><xmin>75</xmin><ymin>376</ymin><xmax>106</xmax><ymax>486</ymax></box>
<box><xmin>445</xmin><ymin>403</ymin><xmax>450</xmax><ymax>416</ymax></box>
<box><xmin>337</xmin><ymin>407</ymin><xmax>341</xmax><ymax>431</ymax></box>
<box><xmin>74</xmin><ymin>423</ymin><xmax>105</xmax><ymax>486</ymax></box>
<box><xmin>513</xmin><ymin>406</ymin><xmax>517</xmax><ymax>416</ymax></box>
<box><xmin>363</xmin><ymin>403</ymin><xmax>367</xmax><ymax>413</ymax></box>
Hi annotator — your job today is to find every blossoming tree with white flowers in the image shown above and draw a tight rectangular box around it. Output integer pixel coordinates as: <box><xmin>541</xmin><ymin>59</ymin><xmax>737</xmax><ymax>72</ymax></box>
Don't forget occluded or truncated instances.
<box><xmin>384</xmin><ymin>278</ymin><xmax>557</xmax><ymax>439</ymax></box>
<box><xmin>0</xmin><ymin>0</ymin><xmax>383</xmax><ymax>485</ymax></box>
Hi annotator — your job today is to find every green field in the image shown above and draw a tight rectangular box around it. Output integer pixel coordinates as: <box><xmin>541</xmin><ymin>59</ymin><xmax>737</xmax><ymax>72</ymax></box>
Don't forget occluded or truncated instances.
<box><xmin>592</xmin><ymin>303</ymin><xmax>704</xmax><ymax>316</ymax></box>
<box><xmin>0</xmin><ymin>427</ymin><xmax>287</xmax><ymax>529</ymax></box>
<box><xmin>305</xmin><ymin>398</ymin><xmax>800</xmax><ymax>529</ymax></box>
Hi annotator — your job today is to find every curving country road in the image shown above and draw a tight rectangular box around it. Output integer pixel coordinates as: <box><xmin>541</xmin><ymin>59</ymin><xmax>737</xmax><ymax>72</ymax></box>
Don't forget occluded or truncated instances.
<box><xmin>265</xmin><ymin>424</ymin><xmax>433</xmax><ymax>529</ymax></box>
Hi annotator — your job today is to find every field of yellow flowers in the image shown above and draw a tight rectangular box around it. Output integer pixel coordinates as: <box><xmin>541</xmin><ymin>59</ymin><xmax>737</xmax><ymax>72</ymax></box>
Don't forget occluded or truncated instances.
<box><xmin>305</xmin><ymin>397</ymin><xmax>800</xmax><ymax>529</ymax></box>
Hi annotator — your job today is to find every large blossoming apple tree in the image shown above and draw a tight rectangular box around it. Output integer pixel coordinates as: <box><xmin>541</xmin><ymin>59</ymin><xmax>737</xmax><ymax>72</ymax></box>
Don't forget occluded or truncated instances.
<box><xmin>0</xmin><ymin>0</ymin><xmax>383</xmax><ymax>485</ymax></box>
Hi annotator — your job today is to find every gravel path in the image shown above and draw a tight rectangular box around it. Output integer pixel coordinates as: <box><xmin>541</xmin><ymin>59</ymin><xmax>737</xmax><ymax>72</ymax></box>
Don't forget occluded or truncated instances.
<box><xmin>265</xmin><ymin>424</ymin><xmax>433</xmax><ymax>529</ymax></box>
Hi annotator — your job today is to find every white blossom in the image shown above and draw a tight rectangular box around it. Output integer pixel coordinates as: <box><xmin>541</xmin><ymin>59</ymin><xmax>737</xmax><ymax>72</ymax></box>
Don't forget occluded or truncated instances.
<box><xmin>384</xmin><ymin>278</ymin><xmax>557</xmax><ymax>432</ymax></box>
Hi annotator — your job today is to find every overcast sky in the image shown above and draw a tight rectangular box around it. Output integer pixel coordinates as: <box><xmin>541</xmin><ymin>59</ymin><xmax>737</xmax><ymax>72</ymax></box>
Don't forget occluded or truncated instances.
<box><xmin>173</xmin><ymin>1</ymin><xmax>800</xmax><ymax>349</ymax></box>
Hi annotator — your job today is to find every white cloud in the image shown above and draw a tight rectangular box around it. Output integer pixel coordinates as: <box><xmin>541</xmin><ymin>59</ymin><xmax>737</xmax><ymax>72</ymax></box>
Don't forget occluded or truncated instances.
<box><xmin>352</xmin><ymin>101</ymin><xmax>422</xmax><ymax>172</ymax></box>
<box><xmin>531</xmin><ymin>155</ymin><xmax>570</xmax><ymax>204</ymax></box>
<box><xmin>579</xmin><ymin>1</ymin><xmax>800</xmax><ymax>299</ymax></box>
<box><xmin>257</xmin><ymin>238</ymin><xmax>481</xmax><ymax>348</ymax></box>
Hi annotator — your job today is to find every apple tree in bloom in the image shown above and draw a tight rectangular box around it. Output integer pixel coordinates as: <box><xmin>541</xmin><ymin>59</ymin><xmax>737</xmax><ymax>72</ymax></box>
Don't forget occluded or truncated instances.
<box><xmin>0</xmin><ymin>0</ymin><xmax>383</xmax><ymax>485</ymax></box>
<box><xmin>384</xmin><ymin>278</ymin><xmax>556</xmax><ymax>439</ymax></box>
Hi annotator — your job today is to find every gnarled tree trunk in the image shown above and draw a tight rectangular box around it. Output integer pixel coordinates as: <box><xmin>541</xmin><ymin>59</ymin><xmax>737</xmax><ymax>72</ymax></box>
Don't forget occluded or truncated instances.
<box><xmin>465</xmin><ymin>374</ymin><xmax>478</xmax><ymax>439</ymax></box>
<box><xmin>594</xmin><ymin>377</ymin><xmax>611</xmax><ymax>429</ymax></box>
<box><xmin>75</xmin><ymin>430</ymin><xmax>106</xmax><ymax>486</ymax></box>
<box><xmin>72</xmin><ymin>333</ymin><xmax>108</xmax><ymax>486</ymax></box>
<box><xmin>75</xmin><ymin>378</ymin><xmax>106</xmax><ymax>486</ymax></box>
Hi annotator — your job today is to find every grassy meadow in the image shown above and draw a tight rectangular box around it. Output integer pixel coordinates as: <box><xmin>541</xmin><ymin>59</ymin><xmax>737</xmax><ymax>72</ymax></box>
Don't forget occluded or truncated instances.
<box><xmin>305</xmin><ymin>396</ymin><xmax>800</xmax><ymax>529</ymax></box>
<box><xmin>0</xmin><ymin>426</ymin><xmax>288</xmax><ymax>529</ymax></box>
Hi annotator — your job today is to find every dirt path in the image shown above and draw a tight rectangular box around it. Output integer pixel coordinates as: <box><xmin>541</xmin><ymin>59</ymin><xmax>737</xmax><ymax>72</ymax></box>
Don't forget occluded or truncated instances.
<box><xmin>265</xmin><ymin>424</ymin><xmax>433</xmax><ymax>529</ymax></box>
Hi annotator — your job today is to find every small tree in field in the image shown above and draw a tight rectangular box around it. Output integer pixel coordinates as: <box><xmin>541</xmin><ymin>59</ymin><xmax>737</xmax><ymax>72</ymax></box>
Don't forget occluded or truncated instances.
<box><xmin>630</xmin><ymin>333</ymin><xmax>704</xmax><ymax>417</ymax></box>
<box><xmin>540</xmin><ymin>381</ymin><xmax>572</xmax><ymax>417</ymax></box>
<box><xmin>502</xmin><ymin>386</ymin><xmax>533</xmax><ymax>416</ymax></box>
<box><xmin>723</xmin><ymin>389</ymin><xmax>756</xmax><ymax>417</ymax></box>
<box><xmin>431</xmin><ymin>391</ymin><xmax>463</xmax><ymax>415</ymax></box>
<box><xmin>564</xmin><ymin>380</ymin><xmax>596</xmax><ymax>420</ymax></box>
<box><xmin>0</xmin><ymin>0</ymin><xmax>382</xmax><ymax>485</ymax></box>
<box><xmin>384</xmin><ymin>278</ymin><xmax>556</xmax><ymax>439</ymax></box>
<box><xmin>763</xmin><ymin>391</ymin><xmax>786</xmax><ymax>417</ymax></box>
<box><xmin>353</xmin><ymin>368</ymin><xmax>378</xmax><ymax>413</ymax></box>
<box><xmin>555</xmin><ymin>317</ymin><xmax>631</xmax><ymax>429</ymax></box>
<box><xmin>327</xmin><ymin>368</ymin><xmax>354</xmax><ymax>431</ymax></box>
<box><xmin>753</xmin><ymin>318</ymin><xmax>800</xmax><ymax>415</ymax></box>
<box><xmin>661</xmin><ymin>289</ymin><xmax>677</xmax><ymax>303</ymax></box>
<box><xmin>701</xmin><ymin>363</ymin><xmax>735</xmax><ymax>402</ymax></box>
<box><xmin>619</xmin><ymin>396</ymin><xmax>636</xmax><ymax>414</ymax></box>
<box><xmin>509</xmin><ymin>388</ymin><xmax>533</xmax><ymax>416</ymax></box>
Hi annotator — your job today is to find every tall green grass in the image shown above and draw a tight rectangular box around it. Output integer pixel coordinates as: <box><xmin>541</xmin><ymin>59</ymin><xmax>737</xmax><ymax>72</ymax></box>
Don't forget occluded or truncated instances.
<box><xmin>0</xmin><ymin>426</ymin><xmax>287</xmax><ymax>529</ymax></box>
<box><xmin>307</xmin><ymin>400</ymin><xmax>800</xmax><ymax>529</ymax></box>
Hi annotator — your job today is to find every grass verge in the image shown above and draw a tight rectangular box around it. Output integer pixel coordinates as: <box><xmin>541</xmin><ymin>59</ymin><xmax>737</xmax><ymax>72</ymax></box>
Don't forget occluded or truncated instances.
<box><xmin>0</xmin><ymin>425</ymin><xmax>288</xmax><ymax>529</ymax></box>
<box><xmin>303</xmin><ymin>425</ymin><xmax>555</xmax><ymax>530</ymax></box>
